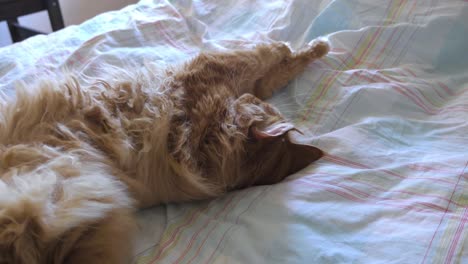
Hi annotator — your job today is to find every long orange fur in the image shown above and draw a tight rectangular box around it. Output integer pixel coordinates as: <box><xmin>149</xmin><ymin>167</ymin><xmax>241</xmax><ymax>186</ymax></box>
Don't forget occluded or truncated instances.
<box><xmin>0</xmin><ymin>40</ymin><xmax>329</xmax><ymax>263</ymax></box>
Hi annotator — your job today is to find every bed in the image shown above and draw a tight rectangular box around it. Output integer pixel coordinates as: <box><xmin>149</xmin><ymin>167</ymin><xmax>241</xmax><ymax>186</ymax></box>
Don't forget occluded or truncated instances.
<box><xmin>1</xmin><ymin>0</ymin><xmax>467</xmax><ymax>263</ymax></box>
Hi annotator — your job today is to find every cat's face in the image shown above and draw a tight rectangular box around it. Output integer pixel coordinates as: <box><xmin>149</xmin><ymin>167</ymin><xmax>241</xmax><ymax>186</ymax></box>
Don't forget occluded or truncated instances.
<box><xmin>197</xmin><ymin>93</ymin><xmax>323</xmax><ymax>191</ymax></box>
<box><xmin>232</xmin><ymin>94</ymin><xmax>323</xmax><ymax>188</ymax></box>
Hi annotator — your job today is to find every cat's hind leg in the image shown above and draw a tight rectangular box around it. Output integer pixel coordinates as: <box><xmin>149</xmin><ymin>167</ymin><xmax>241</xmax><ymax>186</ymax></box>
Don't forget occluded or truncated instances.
<box><xmin>252</xmin><ymin>39</ymin><xmax>329</xmax><ymax>99</ymax></box>
<box><xmin>0</xmin><ymin>151</ymin><xmax>136</xmax><ymax>264</ymax></box>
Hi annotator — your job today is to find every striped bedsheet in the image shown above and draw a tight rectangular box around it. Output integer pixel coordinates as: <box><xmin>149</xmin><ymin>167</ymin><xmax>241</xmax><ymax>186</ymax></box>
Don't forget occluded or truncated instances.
<box><xmin>0</xmin><ymin>0</ymin><xmax>467</xmax><ymax>263</ymax></box>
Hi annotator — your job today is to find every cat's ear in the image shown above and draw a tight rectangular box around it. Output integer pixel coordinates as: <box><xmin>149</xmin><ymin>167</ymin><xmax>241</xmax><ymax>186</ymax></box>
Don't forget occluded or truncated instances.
<box><xmin>250</xmin><ymin>122</ymin><xmax>296</xmax><ymax>139</ymax></box>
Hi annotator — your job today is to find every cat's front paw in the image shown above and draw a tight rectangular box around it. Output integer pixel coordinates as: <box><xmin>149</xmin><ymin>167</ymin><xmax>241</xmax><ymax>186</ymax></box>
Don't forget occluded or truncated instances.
<box><xmin>306</xmin><ymin>39</ymin><xmax>330</xmax><ymax>58</ymax></box>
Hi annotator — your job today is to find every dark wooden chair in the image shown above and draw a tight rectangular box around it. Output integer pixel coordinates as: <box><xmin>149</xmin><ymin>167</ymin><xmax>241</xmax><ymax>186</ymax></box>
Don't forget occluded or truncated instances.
<box><xmin>0</xmin><ymin>0</ymin><xmax>64</xmax><ymax>42</ymax></box>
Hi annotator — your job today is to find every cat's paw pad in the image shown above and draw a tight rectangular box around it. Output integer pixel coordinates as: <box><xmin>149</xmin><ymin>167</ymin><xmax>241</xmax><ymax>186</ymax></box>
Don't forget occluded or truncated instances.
<box><xmin>307</xmin><ymin>39</ymin><xmax>330</xmax><ymax>58</ymax></box>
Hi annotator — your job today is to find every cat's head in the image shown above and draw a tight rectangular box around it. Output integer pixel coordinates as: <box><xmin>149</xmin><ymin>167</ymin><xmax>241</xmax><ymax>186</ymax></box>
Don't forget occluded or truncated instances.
<box><xmin>226</xmin><ymin>93</ymin><xmax>323</xmax><ymax>189</ymax></box>
<box><xmin>192</xmin><ymin>93</ymin><xmax>323</xmax><ymax>192</ymax></box>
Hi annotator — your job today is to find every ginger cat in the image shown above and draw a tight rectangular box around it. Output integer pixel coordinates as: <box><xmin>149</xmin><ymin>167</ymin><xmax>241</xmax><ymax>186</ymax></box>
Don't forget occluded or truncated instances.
<box><xmin>0</xmin><ymin>39</ymin><xmax>329</xmax><ymax>263</ymax></box>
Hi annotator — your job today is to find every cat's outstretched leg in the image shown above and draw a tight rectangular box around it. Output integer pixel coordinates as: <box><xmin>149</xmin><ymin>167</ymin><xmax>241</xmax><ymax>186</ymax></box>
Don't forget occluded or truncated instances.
<box><xmin>175</xmin><ymin>40</ymin><xmax>328</xmax><ymax>100</ymax></box>
<box><xmin>252</xmin><ymin>40</ymin><xmax>329</xmax><ymax>99</ymax></box>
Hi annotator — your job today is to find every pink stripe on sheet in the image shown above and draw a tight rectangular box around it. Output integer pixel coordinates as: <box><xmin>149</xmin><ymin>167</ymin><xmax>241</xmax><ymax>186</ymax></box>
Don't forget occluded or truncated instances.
<box><xmin>421</xmin><ymin>161</ymin><xmax>468</xmax><ymax>264</ymax></box>
<box><xmin>150</xmin><ymin>205</ymin><xmax>210</xmax><ymax>263</ymax></box>
<box><xmin>325</xmin><ymin>154</ymin><xmax>407</xmax><ymax>179</ymax></box>
<box><xmin>172</xmin><ymin>195</ymin><xmax>238</xmax><ymax>264</ymax></box>
<box><xmin>297</xmin><ymin>0</ymin><xmax>449</xmax><ymax>132</ymax></box>
<box><xmin>204</xmin><ymin>187</ymin><xmax>271</xmax><ymax>264</ymax></box>
<box><xmin>444</xmin><ymin>208</ymin><xmax>468</xmax><ymax>264</ymax></box>
<box><xmin>299</xmin><ymin>173</ymin><xmax>466</xmax><ymax>208</ymax></box>
<box><xmin>407</xmin><ymin>162</ymin><xmax>462</xmax><ymax>175</ymax></box>
<box><xmin>356</xmin><ymin>72</ymin><xmax>468</xmax><ymax>115</ymax></box>
<box><xmin>296</xmin><ymin>179</ymin><xmax>440</xmax><ymax>213</ymax></box>
<box><xmin>298</xmin><ymin>15</ymin><xmax>375</xmax><ymax>123</ymax></box>
<box><xmin>324</xmin><ymin>154</ymin><xmax>459</xmax><ymax>185</ymax></box>
<box><xmin>297</xmin><ymin>177</ymin><xmax>449</xmax><ymax>212</ymax></box>
<box><xmin>353</xmin><ymin>0</ymin><xmax>406</xmax><ymax>66</ymax></box>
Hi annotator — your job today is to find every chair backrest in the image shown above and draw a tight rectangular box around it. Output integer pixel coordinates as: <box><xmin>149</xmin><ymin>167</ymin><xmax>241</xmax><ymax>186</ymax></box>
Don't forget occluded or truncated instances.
<box><xmin>0</xmin><ymin>0</ymin><xmax>64</xmax><ymax>42</ymax></box>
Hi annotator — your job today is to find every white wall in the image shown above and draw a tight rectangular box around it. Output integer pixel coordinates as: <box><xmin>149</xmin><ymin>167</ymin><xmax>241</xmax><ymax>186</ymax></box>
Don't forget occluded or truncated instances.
<box><xmin>0</xmin><ymin>22</ymin><xmax>11</xmax><ymax>47</ymax></box>
<box><xmin>0</xmin><ymin>0</ymin><xmax>137</xmax><ymax>47</ymax></box>
<box><xmin>57</xmin><ymin>0</ymin><xmax>138</xmax><ymax>27</ymax></box>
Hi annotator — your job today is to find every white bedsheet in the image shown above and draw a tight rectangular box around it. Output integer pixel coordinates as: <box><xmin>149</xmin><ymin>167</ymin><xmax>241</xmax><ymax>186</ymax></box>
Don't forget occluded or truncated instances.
<box><xmin>1</xmin><ymin>0</ymin><xmax>467</xmax><ymax>263</ymax></box>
